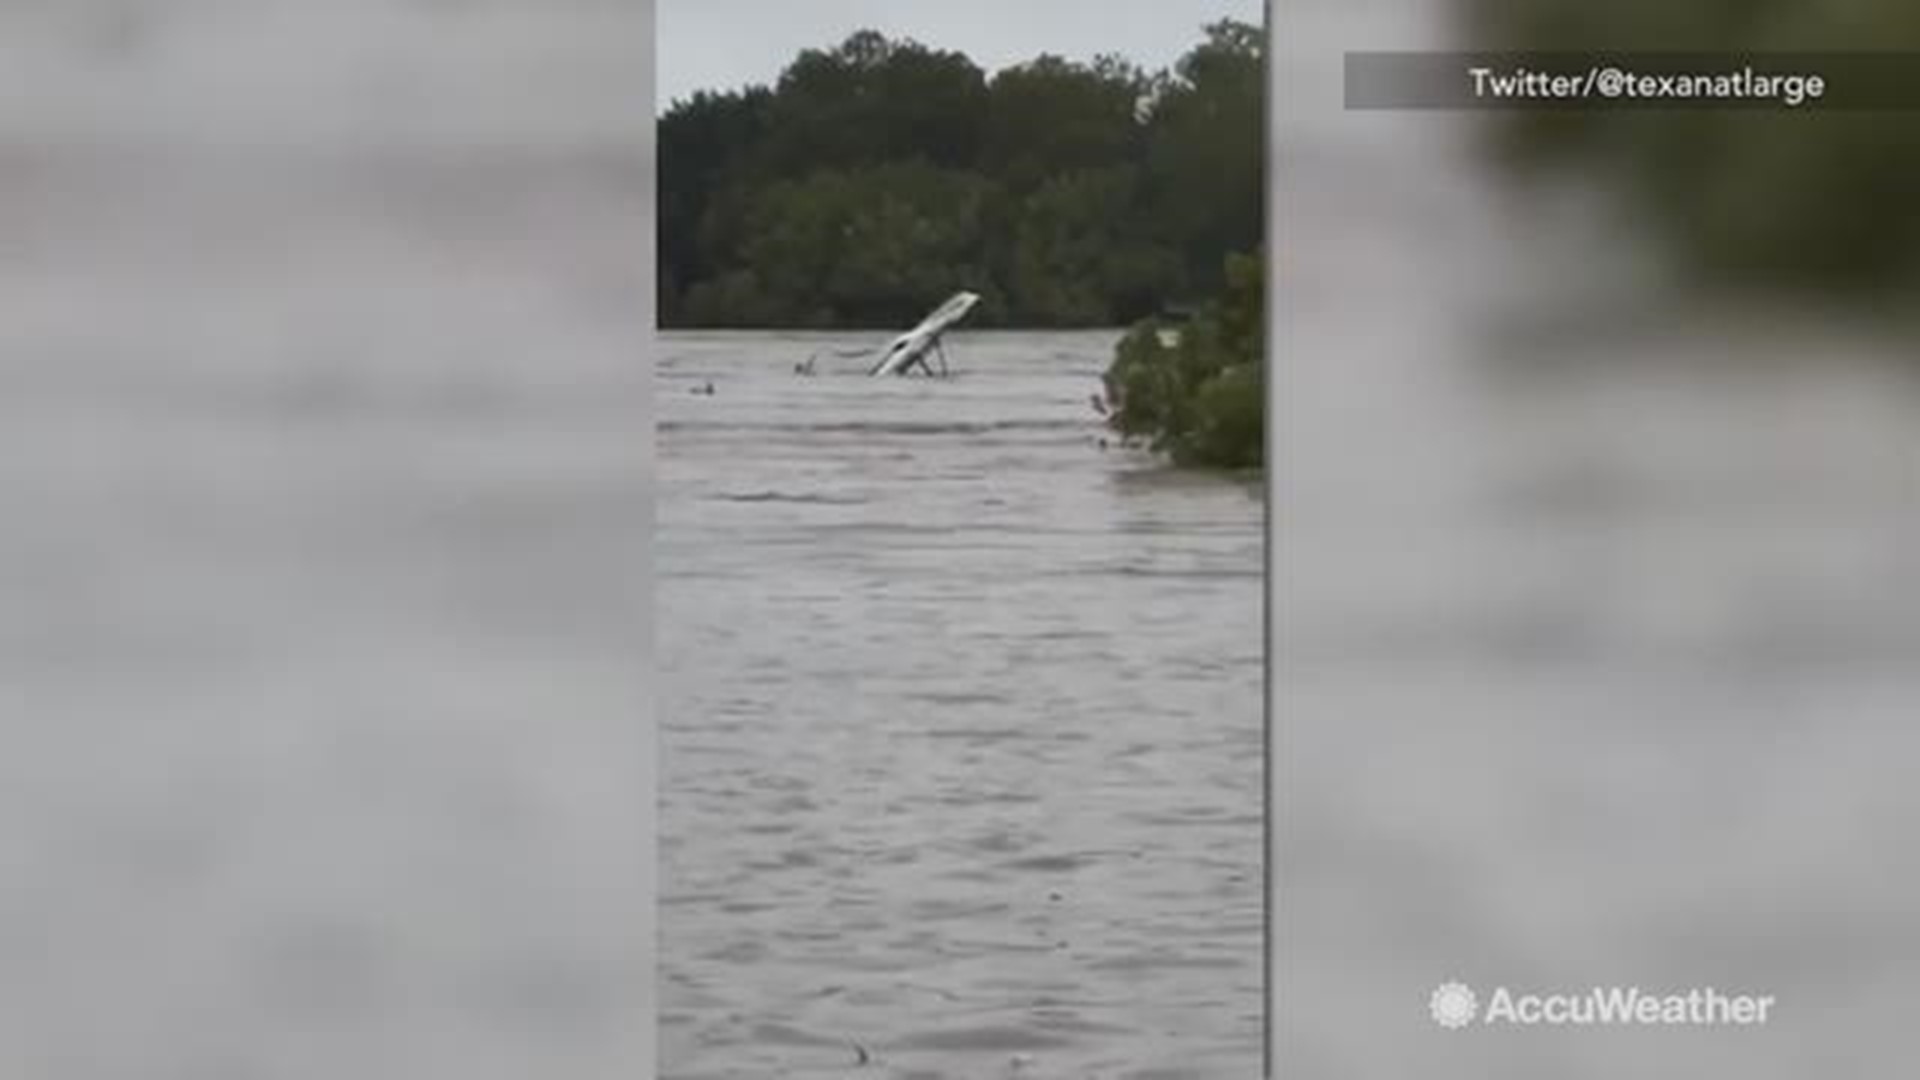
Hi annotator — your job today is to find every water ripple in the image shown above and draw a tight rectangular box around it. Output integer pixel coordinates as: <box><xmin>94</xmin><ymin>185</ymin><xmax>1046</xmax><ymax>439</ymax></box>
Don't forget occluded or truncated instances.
<box><xmin>659</xmin><ymin>332</ymin><xmax>1263</xmax><ymax>1077</ymax></box>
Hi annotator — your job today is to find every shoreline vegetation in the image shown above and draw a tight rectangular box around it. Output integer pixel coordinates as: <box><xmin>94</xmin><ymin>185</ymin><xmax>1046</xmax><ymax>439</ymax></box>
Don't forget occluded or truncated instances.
<box><xmin>658</xmin><ymin>18</ymin><xmax>1265</xmax><ymax>469</ymax></box>
<box><xmin>1101</xmin><ymin>250</ymin><xmax>1264</xmax><ymax>471</ymax></box>
<box><xmin>658</xmin><ymin>19</ymin><xmax>1262</xmax><ymax>331</ymax></box>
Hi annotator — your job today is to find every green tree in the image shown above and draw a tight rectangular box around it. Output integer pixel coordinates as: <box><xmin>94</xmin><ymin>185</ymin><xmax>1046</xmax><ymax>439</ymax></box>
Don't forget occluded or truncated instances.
<box><xmin>981</xmin><ymin>54</ymin><xmax>1151</xmax><ymax>194</ymax></box>
<box><xmin>656</xmin><ymin>20</ymin><xmax>1267</xmax><ymax>328</ymax></box>
<box><xmin>657</xmin><ymin>87</ymin><xmax>772</xmax><ymax>322</ymax></box>
<box><xmin>756</xmin><ymin>31</ymin><xmax>988</xmax><ymax>176</ymax></box>
<box><xmin>1007</xmin><ymin>166</ymin><xmax>1181</xmax><ymax>324</ymax></box>
<box><xmin>1141</xmin><ymin>19</ymin><xmax>1266</xmax><ymax>299</ymax></box>
<box><xmin>1103</xmin><ymin>250</ymin><xmax>1264</xmax><ymax>469</ymax></box>
<box><xmin>724</xmin><ymin>162</ymin><xmax>994</xmax><ymax>327</ymax></box>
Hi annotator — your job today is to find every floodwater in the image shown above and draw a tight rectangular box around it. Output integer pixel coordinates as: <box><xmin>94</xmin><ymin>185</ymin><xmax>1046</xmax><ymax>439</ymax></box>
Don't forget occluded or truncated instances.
<box><xmin>658</xmin><ymin>333</ymin><xmax>1265</xmax><ymax>1078</ymax></box>
<box><xmin>1279</xmin><ymin>1</ymin><xmax>1920</xmax><ymax>1075</ymax></box>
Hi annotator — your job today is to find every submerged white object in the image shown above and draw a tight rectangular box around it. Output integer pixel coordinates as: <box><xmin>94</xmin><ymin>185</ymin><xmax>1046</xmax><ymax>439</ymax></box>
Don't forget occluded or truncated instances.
<box><xmin>868</xmin><ymin>290</ymin><xmax>981</xmax><ymax>377</ymax></box>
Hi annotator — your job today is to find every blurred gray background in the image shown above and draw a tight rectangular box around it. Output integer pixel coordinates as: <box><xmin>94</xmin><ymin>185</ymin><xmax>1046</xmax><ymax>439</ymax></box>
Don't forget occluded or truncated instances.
<box><xmin>1277</xmin><ymin>1</ymin><xmax>1920</xmax><ymax>1075</ymax></box>
<box><xmin>1</xmin><ymin>2</ymin><xmax>653</xmax><ymax>1077</ymax></box>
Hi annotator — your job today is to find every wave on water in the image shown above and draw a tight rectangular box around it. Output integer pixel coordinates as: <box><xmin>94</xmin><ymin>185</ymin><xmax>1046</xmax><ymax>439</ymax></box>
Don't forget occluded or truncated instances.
<box><xmin>707</xmin><ymin>491</ymin><xmax>870</xmax><ymax>505</ymax></box>
<box><xmin>661</xmin><ymin>418</ymin><xmax>1092</xmax><ymax>436</ymax></box>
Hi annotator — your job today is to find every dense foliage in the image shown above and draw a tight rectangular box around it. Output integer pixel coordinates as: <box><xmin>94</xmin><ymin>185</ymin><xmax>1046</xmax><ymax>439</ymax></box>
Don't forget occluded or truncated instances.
<box><xmin>658</xmin><ymin>20</ymin><xmax>1264</xmax><ymax>328</ymax></box>
<box><xmin>1461</xmin><ymin>0</ymin><xmax>1920</xmax><ymax>293</ymax></box>
<box><xmin>1101</xmin><ymin>250</ymin><xmax>1264</xmax><ymax>470</ymax></box>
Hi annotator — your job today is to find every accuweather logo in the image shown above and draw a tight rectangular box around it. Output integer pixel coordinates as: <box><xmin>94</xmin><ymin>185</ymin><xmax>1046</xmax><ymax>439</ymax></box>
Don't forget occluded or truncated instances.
<box><xmin>1427</xmin><ymin>981</ymin><xmax>1776</xmax><ymax>1029</ymax></box>
<box><xmin>1429</xmin><ymin>981</ymin><xmax>1479</xmax><ymax>1029</ymax></box>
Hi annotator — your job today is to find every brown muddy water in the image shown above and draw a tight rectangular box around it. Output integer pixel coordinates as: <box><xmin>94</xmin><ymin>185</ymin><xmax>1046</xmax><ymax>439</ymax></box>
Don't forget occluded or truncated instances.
<box><xmin>658</xmin><ymin>332</ymin><xmax>1265</xmax><ymax>1078</ymax></box>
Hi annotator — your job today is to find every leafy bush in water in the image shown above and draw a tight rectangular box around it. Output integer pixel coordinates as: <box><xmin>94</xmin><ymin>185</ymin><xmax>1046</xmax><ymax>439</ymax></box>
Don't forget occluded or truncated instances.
<box><xmin>1102</xmin><ymin>250</ymin><xmax>1263</xmax><ymax>469</ymax></box>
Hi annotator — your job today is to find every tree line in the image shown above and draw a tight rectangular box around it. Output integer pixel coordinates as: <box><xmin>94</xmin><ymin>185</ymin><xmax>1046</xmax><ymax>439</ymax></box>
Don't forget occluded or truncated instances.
<box><xmin>658</xmin><ymin>19</ymin><xmax>1264</xmax><ymax>329</ymax></box>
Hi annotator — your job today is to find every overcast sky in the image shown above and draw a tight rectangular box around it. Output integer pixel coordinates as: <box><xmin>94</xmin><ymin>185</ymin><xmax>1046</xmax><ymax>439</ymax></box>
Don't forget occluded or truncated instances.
<box><xmin>658</xmin><ymin>0</ymin><xmax>1265</xmax><ymax>110</ymax></box>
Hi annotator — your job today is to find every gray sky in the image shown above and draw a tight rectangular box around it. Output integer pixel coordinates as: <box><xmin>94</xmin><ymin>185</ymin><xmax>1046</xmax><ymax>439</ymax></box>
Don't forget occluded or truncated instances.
<box><xmin>658</xmin><ymin>0</ymin><xmax>1264</xmax><ymax>109</ymax></box>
